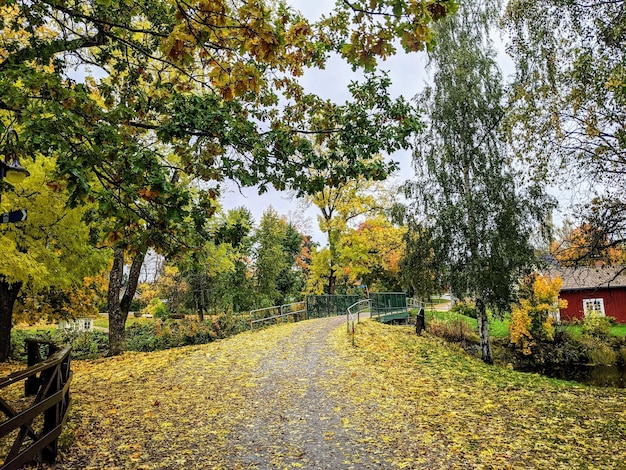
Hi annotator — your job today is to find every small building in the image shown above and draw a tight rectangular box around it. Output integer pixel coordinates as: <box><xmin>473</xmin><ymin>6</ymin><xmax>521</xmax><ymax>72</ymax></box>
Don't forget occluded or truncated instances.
<box><xmin>58</xmin><ymin>318</ymin><xmax>94</xmax><ymax>332</ymax></box>
<box><xmin>547</xmin><ymin>266</ymin><xmax>626</xmax><ymax>323</ymax></box>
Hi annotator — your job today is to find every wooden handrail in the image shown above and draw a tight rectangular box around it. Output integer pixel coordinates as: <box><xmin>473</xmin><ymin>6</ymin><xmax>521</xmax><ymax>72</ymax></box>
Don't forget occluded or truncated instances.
<box><xmin>0</xmin><ymin>342</ymin><xmax>72</xmax><ymax>470</ymax></box>
<box><xmin>0</xmin><ymin>346</ymin><xmax>70</xmax><ymax>389</ymax></box>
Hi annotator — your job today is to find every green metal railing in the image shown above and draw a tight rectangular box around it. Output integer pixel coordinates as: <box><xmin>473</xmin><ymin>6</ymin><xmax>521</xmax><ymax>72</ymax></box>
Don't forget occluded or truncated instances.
<box><xmin>346</xmin><ymin>299</ymin><xmax>371</xmax><ymax>345</ymax></box>
<box><xmin>249</xmin><ymin>301</ymin><xmax>306</xmax><ymax>329</ymax></box>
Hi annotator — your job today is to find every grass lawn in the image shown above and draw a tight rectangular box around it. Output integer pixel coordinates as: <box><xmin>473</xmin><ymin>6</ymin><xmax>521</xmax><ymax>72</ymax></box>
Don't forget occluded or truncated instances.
<box><xmin>559</xmin><ymin>322</ymin><xmax>626</xmax><ymax>338</ymax></box>
<box><xmin>92</xmin><ymin>314</ymin><xmax>153</xmax><ymax>329</ymax></box>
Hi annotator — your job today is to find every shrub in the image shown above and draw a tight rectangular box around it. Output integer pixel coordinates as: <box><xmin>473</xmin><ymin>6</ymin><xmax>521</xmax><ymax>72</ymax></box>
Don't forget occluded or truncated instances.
<box><xmin>427</xmin><ymin>318</ymin><xmax>479</xmax><ymax>344</ymax></box>
<box><xmin>55</xmin><ymin>330</ymin><xmax>109</xmax><ymax>359</ymax></box>
<box><xmin>10</xmin><ymin>329</ymin><xmax>109</xmax><ymax>361</ymax></box>
<box><xmin>142</xmin><ymin>298</ymin><xmax>169</xmax><ymax>319</ymax></box>
<box><xmin>10</xmin><ymin>329</ymin><xmax>53</xmax><ymax>361</ymax></box>
<box><xmin>450</xmin><ymin>299</ymin><xmax>477</xmax><ymax>319</ymax></box>
<box><xmin>125</xmin><ymin>322</ymin><xmax>160</xmax><ymax>352</ymax></box>
<box><xmin>581</xmin><ymin>313</ymin><xmax>612</xmax><ymax>339</ymax></box>
<box><xmin>125</xmin><ymin>318</ymin><xmax>227</xmax><ymax>352</ymax></box>
<box><xmin>517</xmin><ymin>327</ymin><xmax>583</xmax><ymax>368</ymax></box>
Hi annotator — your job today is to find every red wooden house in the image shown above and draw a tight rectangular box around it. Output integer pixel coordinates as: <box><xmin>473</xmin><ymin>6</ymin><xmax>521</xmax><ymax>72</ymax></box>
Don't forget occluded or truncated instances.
<box><xmin>547</xmin><ymin>266</ymin><xmax>626</xmax><ymax>323</ymax></box>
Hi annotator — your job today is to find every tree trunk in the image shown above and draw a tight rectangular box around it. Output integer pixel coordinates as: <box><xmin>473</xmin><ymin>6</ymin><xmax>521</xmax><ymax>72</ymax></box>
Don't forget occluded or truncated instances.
<box><xmin>0</xmin><ymin>278</ymin><xmax>22</xmax><ymax>362</ymax></box>
<box><xmin>107</xmin><ymin>248</ymin><xmax>125</xmax><ymax>356</ymax></box>
<box><xmin>476</xmin><ymin>296</ymin><xmax>493</xmax><ymax>364</ymax></box>
<box><xmin>108</xmin><ymin>246</ymin><xmax>147</xmax><ymax>355</ymax></box>
<box><xmin>328</xmin><ymin>266</ymin><xmax>336</xmax><ymax>295</ymax></box>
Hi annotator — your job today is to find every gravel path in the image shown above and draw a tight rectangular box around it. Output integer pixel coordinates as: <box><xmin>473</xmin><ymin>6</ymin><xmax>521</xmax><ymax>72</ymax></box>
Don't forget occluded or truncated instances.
<box><xmin>222</xmin><ymin>316</ymin><xmax>382</xmax><ymax>469</ymax></box>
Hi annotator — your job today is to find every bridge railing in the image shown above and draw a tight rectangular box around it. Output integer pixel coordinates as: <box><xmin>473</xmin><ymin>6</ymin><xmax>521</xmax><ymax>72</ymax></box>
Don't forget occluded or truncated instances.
<box><xmin>249</xmin><ymin>301</ymin><xmax>306</xmax><ymax>329</ymax></box>
<box><xmin>0</xmin><ymin>340</ymin><xmax>72</xmax><ymax>470</ymax></box>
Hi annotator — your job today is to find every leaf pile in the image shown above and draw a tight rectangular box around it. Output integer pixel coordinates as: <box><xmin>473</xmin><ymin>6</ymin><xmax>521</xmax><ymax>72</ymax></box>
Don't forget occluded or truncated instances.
<box><xmin>327</xmin><ymin>321</ymin><xmax>626</xmax><ymax>469</ymax></box>
<box><xmin>11</xmin><ymin>317</ymin><xmax>625</xmax><ymax>469</ymax></box>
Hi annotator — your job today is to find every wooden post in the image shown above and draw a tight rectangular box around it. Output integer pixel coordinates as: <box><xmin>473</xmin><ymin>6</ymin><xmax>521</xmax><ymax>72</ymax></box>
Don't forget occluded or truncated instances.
<box><xmin>415</xmin><ymin>307</ymin><xmax>425</xmax><ymax>335</ymax></box>
<box><xmin>41</xmin><ymin>366</ymin><xmax>60</xmax><ymax>463</ymax></box>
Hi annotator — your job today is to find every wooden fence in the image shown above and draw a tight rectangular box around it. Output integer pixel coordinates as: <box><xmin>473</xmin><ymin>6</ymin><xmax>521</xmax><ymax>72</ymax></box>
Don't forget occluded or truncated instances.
<box><xmin>0</xmin><ymin>340</ymin><xmax>72</xmax><ymax>470</ymax></box>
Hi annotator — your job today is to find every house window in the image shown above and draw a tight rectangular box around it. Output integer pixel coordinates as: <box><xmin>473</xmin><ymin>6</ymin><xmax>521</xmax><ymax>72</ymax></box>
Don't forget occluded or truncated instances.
<box><xmin>583</xmin><ymin>298</ymin><xmax>606</xmax><ymax>317</ymax></box>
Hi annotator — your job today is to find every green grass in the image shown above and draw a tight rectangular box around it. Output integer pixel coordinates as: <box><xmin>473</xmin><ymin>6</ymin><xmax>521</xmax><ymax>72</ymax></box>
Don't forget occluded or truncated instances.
<box><xmin>422</xmin><ymin>309</ymin><xmax>626</xmax><ymax>340</ymax></box>
<box><xmin>421</xmin><ymin>309</ymin><xmax>510</xmax><ymax>339</ymax></box>
<box><xmin>560</xmin><ymin>322</ymin><xmax>626</xmax><ymax>338</ymax></box>
<box><xmin>92</xmin><ymin>315</ymin><xmax>153</xmax><ymax>329</ymax></box>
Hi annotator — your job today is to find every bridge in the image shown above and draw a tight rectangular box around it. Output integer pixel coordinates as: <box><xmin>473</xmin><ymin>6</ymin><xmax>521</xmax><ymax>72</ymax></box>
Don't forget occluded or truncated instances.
<box><xmin>246</xmin><ymin>292</ymin><xmax>412</xmax><ymax>330</ymax></box>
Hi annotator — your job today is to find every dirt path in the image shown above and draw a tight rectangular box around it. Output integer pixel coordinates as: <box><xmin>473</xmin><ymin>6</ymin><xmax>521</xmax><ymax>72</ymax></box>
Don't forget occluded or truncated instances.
<box><xmin>59</xmin><ymin>316</ymin><xmax>395</xmax><ymax>469</ymax></box>
<box><xmin>221</xmin><ymin>316</ymin><xmax>381</xmax><ymax>469</ymax></box>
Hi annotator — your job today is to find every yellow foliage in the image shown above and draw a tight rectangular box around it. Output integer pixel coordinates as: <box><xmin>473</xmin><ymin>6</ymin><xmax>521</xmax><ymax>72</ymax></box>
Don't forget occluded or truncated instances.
<box><xmin>510</xmin><ymin>302</ymin><xmax>534</xmax><ymax>355</ymax></box>
<box><xmin>52</xmin><ymin>318</ymin><xmax>626</xmax><ymax>468</ymax></box>
<box><xmin>509</xmin><ymin>274</ymin><xmax>566</xmax><ymax>354</ymax></box>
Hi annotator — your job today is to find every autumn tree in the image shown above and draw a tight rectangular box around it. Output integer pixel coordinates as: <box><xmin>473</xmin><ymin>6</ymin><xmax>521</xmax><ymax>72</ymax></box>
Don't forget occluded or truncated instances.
<box><xmin>0</xmin><ymin>0</ymin><xmax>454</xmax><ymax>354</ymax></box>
<box><xmin>339</xmin><ymin>216</ymin><xmax>406</xmax><ymax>292</ymax></box>
<box><xmin>551</xmin><ymin>221</ymin><xmax>626</xmax><ymax>267</ymax></box>
<box><xmin>510</xmin><ymin>273</ymin><xmax>567</xmax><ymax>356</ymax></box>
<box><xmin>305</xmin><ymin>172</ymin><xmax>394</xmax><ymax>294</ymax></box>
<box><xmin>408</xmin><ymin>0</ymin><xmax>553</xmax><ymax>363</ymax></box>
<box><xmin>0</xmin><ymin>158</ymin><xmax>107</xmax><ymax>361</ymax></box>
<box><xmin>13</xmin><ymin>271</ymin><xmax>109</xmax><ymax>325</ymax></box>
<box><xmin>503</xmin><ymin>0</ymin><xmax>626</xmax><ymax>263</ymax></box>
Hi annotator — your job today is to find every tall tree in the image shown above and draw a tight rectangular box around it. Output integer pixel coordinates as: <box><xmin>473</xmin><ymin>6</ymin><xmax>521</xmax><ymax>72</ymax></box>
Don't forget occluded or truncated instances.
<box><xmin>408</xmin><ymin>0</ymin><xmax>552</xmax><ymax>363</ymax></box>
<box><xmin>399</xmin><ymin>218</ymin><xmax>440</xmax><ymax>302</ymax></box>
<box><xmin>503</xmin><ymin>0</ymin><xmax>626</xmax><ymax>261</ymax></box>
<box><xmin>253</xmin><ymin>207</ymin><xmax>306</xmax><ymax>306</ymax></box>
<box><xmin>306</xmin><ymin>173</ymin><xmax>391</xmax><ymax>294</ymax></box>
<box><xmin>339</xmin><ymin>216</ymin><xmax>406</xmax><ymax>292</ymax></box>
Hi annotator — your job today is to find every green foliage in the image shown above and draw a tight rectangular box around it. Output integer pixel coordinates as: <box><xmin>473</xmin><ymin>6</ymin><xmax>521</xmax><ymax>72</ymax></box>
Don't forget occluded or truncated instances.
<box><xmin>400</xmin><ymin>222</ymin><xmax>440</xmax><ymax>300</ymax></box>
<box><xmin>142</xmin><ymin>298</ymin><xmax>169</xmax><ymax>320</ymax></box>
<box><xmin>581</xmin><ymin>314</ymin><xmax>613</xmax><ymax>339</ymax></box>
<box><xmin>450</xmin><ymin>300</ymin><xmax>477</xmax><ymax>319</ymax></box>
<box><xmin>253</xmin><ymin>208</ymin><xmax>307</xmax><ymax>306</ymax></box>
<box><xmin>57</xmin><ymin>331</ymin><xmax>110</xmax><ymax>359</ymax></box>
<box><xmin>125</xmin><ymin>317</ymin><xmax>244</xmax><ymax>352</ymax></box>
<box><xmin>10</xmin><ymin>329</ymin><xmax>109</xmax><ymax>361</ymax></box>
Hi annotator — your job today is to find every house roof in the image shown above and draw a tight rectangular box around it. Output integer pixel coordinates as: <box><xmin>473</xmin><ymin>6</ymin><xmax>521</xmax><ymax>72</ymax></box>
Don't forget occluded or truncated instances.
<box><xmin>546</xmin><ymin>266</ymin><xmax>626</xmax><ymax>291</ymax></box>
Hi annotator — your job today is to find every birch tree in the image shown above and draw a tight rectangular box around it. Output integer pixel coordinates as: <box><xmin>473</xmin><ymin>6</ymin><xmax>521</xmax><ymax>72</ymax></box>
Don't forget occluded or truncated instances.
<box><xmin>408</xmin><ymin>0</ymin><xmax>552</xmax><ymax>363</ymax></box>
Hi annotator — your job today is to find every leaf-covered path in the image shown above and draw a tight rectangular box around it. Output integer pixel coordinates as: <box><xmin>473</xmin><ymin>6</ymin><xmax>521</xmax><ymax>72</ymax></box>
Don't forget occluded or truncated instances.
<box><xmin>219</xmin><ymin>316</ymin><xmax>381</xmax><ymax>468</ymax></box>
<box><xmin>50</xmin><ymin>317</ymin><xmax>626</xmax><ymax>469</ymax></box>
<box><xmin>61</xmin><ymin>316</ymin><xmax>392</xmax><ymax>469</ymax></box>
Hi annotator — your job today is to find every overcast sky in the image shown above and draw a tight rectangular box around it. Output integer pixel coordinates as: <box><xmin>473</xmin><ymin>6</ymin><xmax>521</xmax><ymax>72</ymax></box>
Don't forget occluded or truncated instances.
<box><xmin>221</xmin><ymin>0</ymin><xmax>432</xmax><ymax>244</ymax></box>
<box><xmin>220</xmin><ymin>1</ymin><xmax>577</xmax><ymax>244</ymax></box>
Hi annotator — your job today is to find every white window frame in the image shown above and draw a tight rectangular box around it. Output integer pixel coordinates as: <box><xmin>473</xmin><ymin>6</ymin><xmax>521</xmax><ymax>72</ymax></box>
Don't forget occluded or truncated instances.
<box><xmin>583</xmin><ymin>298</ymin><xmax>606</xmax><ymax>317</ymax></box>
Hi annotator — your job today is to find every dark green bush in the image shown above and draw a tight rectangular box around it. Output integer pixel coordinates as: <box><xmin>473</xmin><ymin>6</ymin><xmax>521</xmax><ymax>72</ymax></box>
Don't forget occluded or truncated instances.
<box><xmin>10</xmin><ymin>313</ymin><xmax>249</xmax><ymax>361</ymax></box>
<box><xmin>523</xmin><ymin>327</ymin><xmax>583</xmax><ymax>368</ymax></box>
<box><xmin>57</xmin><ymin>330</ymin><xmax>110</xmax><ymax>359</ymax></box>
<box><xmin>10</xmin><ymin>329</ymin><xmax>109</xmax><ymax>361</ymax></box>
<box><xmin>10</xmin><ymin>329</ymin><xmax>53</xmax><ymax>361</ymax></box>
